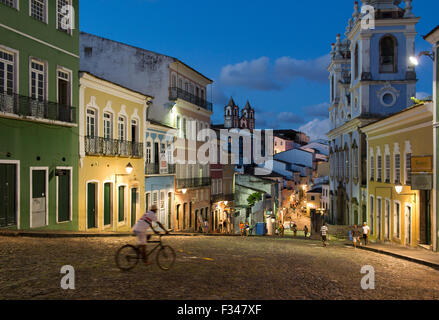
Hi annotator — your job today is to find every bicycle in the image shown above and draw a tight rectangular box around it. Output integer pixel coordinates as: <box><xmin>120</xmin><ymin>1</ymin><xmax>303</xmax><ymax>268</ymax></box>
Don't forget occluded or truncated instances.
<box><xmin>115</xmin><ymin>233</ymin><xmax>176</xmax><ymax>272</ymax></box>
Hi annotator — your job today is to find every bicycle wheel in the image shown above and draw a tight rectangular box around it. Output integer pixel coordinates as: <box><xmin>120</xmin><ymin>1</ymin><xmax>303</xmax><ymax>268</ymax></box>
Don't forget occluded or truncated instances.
<box><xmin>156</xmin><ymin>245</ymin><xmax>176</xmax><ymax>271</ymax></box>
<box><xmin>115</xmin><ymin>245</ymin><xmax>140</xmax><ymax>271</ymax></box>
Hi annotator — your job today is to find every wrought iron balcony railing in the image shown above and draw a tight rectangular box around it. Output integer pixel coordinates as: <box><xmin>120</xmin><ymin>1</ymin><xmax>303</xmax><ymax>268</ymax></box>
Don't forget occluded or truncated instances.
<box><xmin>169</xmin><ymin>87</ymin><xmax>213</xmax><ymax>112</ymax></box>
<box><xmin>145</xmin><ymin>163</ymin><xmax>176</xmax><ymax>175</ymax></box>
<box><xmin>85</xmin><ymin>136</ymin><xmax>143</xmax><ymax>158</ymax></box>
<box><xmin>0</xmin><ymin>91</ymin><xmax>76</xmax><ymax>124</ymax></box>
<box><xmin>176</xmin><ymin>177</ymin><xmax>211</xmax><ymax>189</ymax></box>
<box><xmin>211</xmin><ymin>193</ymin><xmax>235</xmax><ymax>203</ymax></box>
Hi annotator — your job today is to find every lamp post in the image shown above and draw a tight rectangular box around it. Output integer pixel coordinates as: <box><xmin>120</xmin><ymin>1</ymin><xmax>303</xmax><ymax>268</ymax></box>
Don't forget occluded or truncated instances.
<box><xmin>115</xmin><ymin>163</ymin><xmax>134</xmax><ymax>183</ymax></box>
<box><xmin>394</xmin><ymin>183</ymin><xmax>417</xmax><ymax>204</ymax></box>
<box><xmin>409</xmin><ymin>51</ymin><xmax>435</xmax><ymax>66</ymax></box>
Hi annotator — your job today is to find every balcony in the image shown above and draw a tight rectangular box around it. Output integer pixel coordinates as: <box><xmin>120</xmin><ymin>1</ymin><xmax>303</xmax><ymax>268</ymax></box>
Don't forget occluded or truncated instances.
<box><xmin>0</xmin><ymin>91</ymin><xmax>76</xmax><ymax>124</ymax></box>
<box><xmin>85</xmin><ymin>136</ymin><xmax>143</xmax><ymax>158</ymax></box>
<box><xmin>169</xmin><ymin>87</ymin><xmax>213</xmax><ymax>112</ymax></box>
<box><xmin>176</xmin><ymin>177</ymin><xmax>211</xmax><ymax>189</ymax></box>
<box><xmin>145</xmin><ymin>163</ymin><xmax>176</xmax><ymax>175</ymax></box>
<box><xmin>211</xmin><ymin>193</ymin><xmax>235</xmax><ymax>203</ymax></box>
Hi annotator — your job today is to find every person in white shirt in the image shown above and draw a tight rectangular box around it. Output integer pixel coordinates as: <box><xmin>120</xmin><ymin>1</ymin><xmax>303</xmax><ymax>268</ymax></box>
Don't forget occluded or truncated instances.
<box><xmin>362</xmin><ymin>222</ymin><xmax>370</xmax><ymax>246</ymax></box>
<box><xmin>320</xmin><ymin>223</ymin><xmax>329</xmax><ymax>247</ymax></box>
<box><xmin>133</xmin><ymin>205</ymin><xmax>168</xmax><ymax>264</ymax></box>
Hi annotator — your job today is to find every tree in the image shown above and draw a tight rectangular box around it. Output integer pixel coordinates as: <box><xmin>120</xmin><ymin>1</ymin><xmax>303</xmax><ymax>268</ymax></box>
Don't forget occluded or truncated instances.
<box><xmin>247</xmin><ymin>192</ymin><xmax>262</xmax><ymax>208</ymax></box>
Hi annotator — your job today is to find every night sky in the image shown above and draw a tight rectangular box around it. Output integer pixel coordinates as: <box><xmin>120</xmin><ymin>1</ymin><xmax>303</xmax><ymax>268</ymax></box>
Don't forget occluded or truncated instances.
<box><xmin>80</xmin><ymin>0</ymin><xmax>438</xmax><ymax>140</ymax></box>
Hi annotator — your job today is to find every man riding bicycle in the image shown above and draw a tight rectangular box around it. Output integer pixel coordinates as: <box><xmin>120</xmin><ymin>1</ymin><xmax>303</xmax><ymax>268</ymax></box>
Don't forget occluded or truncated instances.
<box><xmin>133</xmin><ymin>205</ymin><xmax>169</xmax><ymax>265</ymax></box>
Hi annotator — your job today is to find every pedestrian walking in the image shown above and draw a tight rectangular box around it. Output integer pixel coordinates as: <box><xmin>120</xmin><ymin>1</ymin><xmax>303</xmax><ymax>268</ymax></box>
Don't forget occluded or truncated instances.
<box><xmin>362</xmin><ymin>222</ymin><xmax>370</xmax><ymax>246</ymax></box>
<box><xmin>223</xmin><ymin>220</ymin><xmax>228</xmax><ymax>234</ymax></box>
<box><xmin>352</xmin><ymin>224</ymin><xmax>361</xmax><ymax>249</ymax></box>
<box><xmin>245</xmin><ymin>222</ymin><xmax>250</xmax><ymax>237</ymax></box>
<box><xmin>321</xmin><ymin>223</ymin><xmax>329</xmax><ymax>247</ymax></box>
<box><xmin>240</xmin><ymin>221</ymin><xmax>245</xmax><ymax>236</ymax></box>
<box><xmin>293</xmin><ymin>223</ymin><xmax>298</xmax><ymax>238</ymax></box>
<box><xmin>279</xmin><ymin>223</ymin><xmax>285</xmax><ymax>237</ymax></box>
<box><xmin>304</xmin><ymin>225</ymin><xmax>309</xmax><ymax>239</ymax></box>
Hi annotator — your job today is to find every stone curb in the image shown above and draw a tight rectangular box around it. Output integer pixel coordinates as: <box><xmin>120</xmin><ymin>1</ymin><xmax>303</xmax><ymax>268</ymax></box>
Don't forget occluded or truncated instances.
<box><xmin>346</xmin><ymin>243</ymin><xmax>439</xmax><ymax>271</ymax></box>
<box><xmin>0</xmin><ymin>231</ymin><xmax>245</xmax><ymax>239</ymax></box>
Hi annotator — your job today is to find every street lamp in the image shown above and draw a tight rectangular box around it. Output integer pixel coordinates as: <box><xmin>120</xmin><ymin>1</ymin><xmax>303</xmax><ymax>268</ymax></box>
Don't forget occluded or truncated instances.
<box><xmin>115</xmin><ymin>163</ymin><xmax>134</xmax><ymax>183</ymax></box>
<box><xmin>395</xmin><ymin>183</ymin><xmax>403</xmax><ymax>194</ymax></box>
<box><xmin>409</xmin><ymin>51</ymin><xmax>435</xmax><ymax>66</ymax></box>
<box><xmin>394</xmin><ymin>183</ymin><xmax>417</xmax><ymax>204</ymax></box>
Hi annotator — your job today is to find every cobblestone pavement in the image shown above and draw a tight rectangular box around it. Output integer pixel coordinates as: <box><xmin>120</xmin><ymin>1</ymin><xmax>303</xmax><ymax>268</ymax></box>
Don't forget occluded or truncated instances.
<box><xmin>1</xmin><ymin>235</ymin><xmax>439</xmax><ymax>300</ymax></box>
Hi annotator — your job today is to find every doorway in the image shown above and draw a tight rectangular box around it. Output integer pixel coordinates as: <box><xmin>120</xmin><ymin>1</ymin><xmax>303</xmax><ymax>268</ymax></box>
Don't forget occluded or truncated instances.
<box><xmin>0</xmin><ymin>163</ymin><xmax>17</xmax><ymax>228</ymax></box>
<box><xmin>420</xmin><ymin>191</ymin><xmax>431</xmax><ymax>245</ymax></box>
<box><xmin>104</xmin><ymin>183</ymin><xmax>112</xmax><ymax>226</ymax></box>
<box><xmin>32</xmin><ymin>169</ymin><xmax>47</xmax><ymax>228</ymax></box>
<box><xmin>385</xmin><ymin>199</ymin><xmax>390</xmax><ymax>240</ymax></box>
<box><xmin>405</xmin><ymin>205</ymin><xmax>412</xmax><ymax>246</ymax></box>
<box><xmin>87</xmin><ymin>183</ymin><xmax>97</xmax><ymax>229</ymax></box>
<box><xmin>131</xmin><ymin>188</ymin><xmax>137</xmax><ymax>227</ymax></box>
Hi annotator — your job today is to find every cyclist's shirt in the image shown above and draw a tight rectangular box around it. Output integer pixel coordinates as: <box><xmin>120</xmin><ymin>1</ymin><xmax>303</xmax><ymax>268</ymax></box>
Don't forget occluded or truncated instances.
<box><xmin>133</xmin><ymin>211</ymin><xmax>158</xmax><ymax>233</ymax></box>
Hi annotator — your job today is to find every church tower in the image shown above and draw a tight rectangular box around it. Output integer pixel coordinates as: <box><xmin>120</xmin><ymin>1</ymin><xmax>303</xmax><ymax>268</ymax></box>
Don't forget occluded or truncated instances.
<box><xmin>349</xmin><ymin>0</ymin><xmax>418</xmax><ymax>119</ymax></box>
<box><xmin>224</xmin><ymin>97</ymin><xmax>239</xmax><ymax>129</ymax></box>
<box><xmin>240</xmin><ymin>101</ymin><xmax>255</xmax><ymax>130</ymax></box>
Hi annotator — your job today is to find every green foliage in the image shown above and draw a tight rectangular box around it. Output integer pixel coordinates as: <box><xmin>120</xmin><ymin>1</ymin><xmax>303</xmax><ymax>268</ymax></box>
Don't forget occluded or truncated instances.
<box><xmin>247</xmin><ymin>192</ymin><xmax>262</xmax><ymax>208</ymax></box>
<box><xmin>411</xmin><ymin>97</ymin><xmax>423</xmax><ymax>105</ymax></box>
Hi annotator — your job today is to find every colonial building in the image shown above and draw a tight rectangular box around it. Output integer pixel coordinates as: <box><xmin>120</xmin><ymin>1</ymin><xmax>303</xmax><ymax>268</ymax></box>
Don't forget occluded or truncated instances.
<box><xmin>362</xmin><ymin>102</ymin><xmax>433</xmax><ymax>249</ymax></box>
<box><xmin>78</xmin><ymin>72</ymin><xmax>151</xmax><ymax>231</ymax></box>
<box><xmin>79</xmin><ymin>33</ymin><xmax>213</xmax><ymax>233</ymax></box>
<box><xmin>0</xmin><ymin>0</ymin><xmax>79</xmax><ymax>230</ymax></box>
<box><xmin>327</xmin><ymin>0</ymin><xmax>419</xmax><ymax>226</ymax></box>
<box><xmin>224</xmin><ymin>97</ymin><xmax>255</xmax><ymax>130</ymax></box>
<box><xmin>424</xmin><ymin>25</ymin><xmax>439</xmax><ymax>252</ymax></box>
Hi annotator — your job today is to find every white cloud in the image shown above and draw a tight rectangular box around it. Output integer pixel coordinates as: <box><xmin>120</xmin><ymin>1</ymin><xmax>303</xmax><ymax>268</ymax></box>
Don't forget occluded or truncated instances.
<box><xmin>302</xmin><ymin>102</ymin><xmax>330</xmax><ymax>118</ymax></box>
<box><xmin>219</xmin><ymin>54</ymin><xmax>330</xmax><ymax>91</ymax></box>
<box><xmin>298</xmin><ymin>118</ymin><xmax>330</xmax><ymax>141</ymax></box>
<box><xmin>274</xmin><ymin>54</ymin><xmax>331</xmax><ymax>83</ymax></box>
<box><xmin>416</xmin><ymin>92</ymin><xmax>432</xmax><ymax>100</ymax></box>
<box><xmin>219</xmin><ymin>57</ymin><xmax>281</xmax><ymax>91</ymax></box>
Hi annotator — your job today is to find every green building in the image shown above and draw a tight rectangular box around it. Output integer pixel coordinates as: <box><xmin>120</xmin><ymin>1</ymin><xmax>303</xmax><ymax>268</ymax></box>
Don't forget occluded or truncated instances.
<box><xmin>0</xmin><ymin>0</ymin><xmax>79</xmax><ymax>230</ymax></box>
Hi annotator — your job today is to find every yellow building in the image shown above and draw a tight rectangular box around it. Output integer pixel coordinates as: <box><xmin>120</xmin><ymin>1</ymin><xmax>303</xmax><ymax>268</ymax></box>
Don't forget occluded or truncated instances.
<box><xmin>362</xmin><ymin>102</ymin><xmax>434</xmax><ymax>248</ymax></box>
<box><xmin>306</xmin><ymin>187</ymin><xmax>322</xmax><ymax>216</ymax></box>
<box><xmin>78</xmin><ymin>72</ymin><xmax>153</xmax><ymax>231</ymax></box>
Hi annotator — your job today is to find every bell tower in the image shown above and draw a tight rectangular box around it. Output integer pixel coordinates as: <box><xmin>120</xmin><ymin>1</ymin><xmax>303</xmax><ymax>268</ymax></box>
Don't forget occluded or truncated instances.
<box><xmin>224</xmin><ymin>97</ymin><xmax>239</xmax><ymax>129</ymax></box>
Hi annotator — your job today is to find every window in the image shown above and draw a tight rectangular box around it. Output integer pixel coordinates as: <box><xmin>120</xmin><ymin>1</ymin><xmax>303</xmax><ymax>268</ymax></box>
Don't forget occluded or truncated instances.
<box><xmin>370</xmin><ymin>155</ymin><xmax>375</xmax><ymax>181</ymax></box>
<box><xmin>103</xmin><ymin>113</ymin><xmax>112</xmax><ymax>140</ymax></box>
<box><xmin>146</xmin><ymin>141</ymin><xmax>152</xmax><ymax>164</ymax></box>
<box><xmin>31</xmin><ymin>60</ymin><xmax>45</xmax><ymax>101</ymax></box>
<box><xmin>405</xmin><ymin>153</ymin><xmax>412</xmax><ymax>185</ymax></box>
<box><xmin>0</xmin><ymin>0</ymin><xmax>16</xmax><ymax>9</ymax></box>
<box><xmin>0</xmin><ymin>49</ymin><xmax>15</xmax><ymax>95</ymax></box>
<box><xmin>394</xmin><ymin>154</ymin><xmax>401</xmax><ymax>184</ymax></box>
<box><xmin>118</xmin><ymin>117</ymin><xmax>126</xmax><ymax>141</ymax></box>
<box><xmin>57</xmin><ymin>69</ymin><xmax>71</xmax><ymax>106</ymax></box>
<box><xmin>377</xmin><ymin>155</ymin><xmax>382</xmax><ymax>182</ymax></box>
<box><xmin>370</xmin><ymin>196</ymin><xmax>374</xmax><ymax>235</ymax></box>
<box><xmin>152</xmin><ymin>191</ymin><xmax>158</xmax><ymax>207</ymax></box>
<box><xmin>380</xmin><ymin>35</ymin><xmax>397</xmax><ymax>73</ymax></box>
<box><xmin>354</xmin><ymin>43</ymin><xmax>359</xmax><ymax>79</ymax></box>
<box><xmin>182</xmin><ymin>118</ymin><xmax>187</xmax><ymax>139</ymax></box>
<box><xmin>86</xmin><ymin>109</ymin><xmax>96</xmax><ymax>137</ymax></box>
<box><xmin>172</xmin><ymin>74</ymin><xmax>177</xmax><ymax>88</ymax></box>
<box><xmin>385</xmin><ymin>154</ymin><xmax>390</xmax><ymax>183</ymax></box>
<box><xmin>345</xmin><ymin>148</ymin><xmax>349</xmax><ymax>180</ymax></box>
<box><xmin>394</xmin><ymin>202</ymin><xmax>400</xmax><ymax>239</ymax></box>
<box><xmin>178</xmin><ymin>78</ymin><xmax>182</xmax><ymax>89</ymax></box>
<box><xmin>31</xmin><ymin>0</ymin><xmax>46</xmax><ymax>23</ymax></box>
<box><xmin>57</xmin><ymin>0</ymin><xmax>72</xmax><ymax>33</ymax></box>
<box><xmin>353</xmin><ymin>147</ymin><xmax>359</xmax><ymax>181</ymax></box>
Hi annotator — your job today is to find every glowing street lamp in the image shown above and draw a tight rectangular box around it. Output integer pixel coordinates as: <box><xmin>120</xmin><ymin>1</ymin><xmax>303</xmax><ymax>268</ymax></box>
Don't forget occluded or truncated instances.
<box><xmin>409</xmin><ymin>51</ymin><xmax>435</xmax><ymax>66</ymax></box>
<box><xmin>125</xmin><ymin>163</ymin><xmax>133</xmax><ymax>175</ymax></box>
<box><xmin>395</xmin><ymin>183</ymin><xmax>403</xmax><ymax>195</ymax></box>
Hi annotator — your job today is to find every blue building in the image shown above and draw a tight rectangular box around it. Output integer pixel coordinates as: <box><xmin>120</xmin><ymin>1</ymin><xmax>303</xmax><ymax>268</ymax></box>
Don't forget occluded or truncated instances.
<box><xmin>145</xmin><ymin>120</ymin><xmax>176</xmax><ymax>229</ymax></box>
<box><xmin>327</xmin><ymin>0</ymin><xmax>419</xmax><ymax>225</ymax></box>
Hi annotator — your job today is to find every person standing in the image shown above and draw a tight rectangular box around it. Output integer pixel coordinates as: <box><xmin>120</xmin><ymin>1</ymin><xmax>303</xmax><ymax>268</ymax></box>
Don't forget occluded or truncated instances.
<box><xmin>240</xmin><ymin>221</ymin><xmax>245</xmax><ymax>236</ymax></box>
<box><xmin>279</xmin><ymin>223</ymin><xmax>285</xmax><ymax>237</ymax></box>
<box><xmin>293</xmin><ymin>223</ymin><xmax>298</xmax><ymax>238</ymax></box>
<box><xmin>352</xmin><ymin>224</ymin><xmax>361</xmax><ymax>249</ymax></box>
<box><xmin>304</xmin><ymin>225</ymin><xmax>309</xmax><ymax>239</ymax></box>
<box><xmin>320</xmin><ymin>223</ymin><xmax>329</xmax><ymax>247</ymax></box>
<box><xmin>362</xmin><ymin>222</ymin><xmax>370</xmax><ymax>246</ymax></box>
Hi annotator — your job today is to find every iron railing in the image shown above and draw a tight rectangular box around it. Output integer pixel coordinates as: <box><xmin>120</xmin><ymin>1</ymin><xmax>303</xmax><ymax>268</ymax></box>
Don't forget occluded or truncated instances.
<box><xmin>85</xmin><ymin>136</ymin><xmax>143</xmax><ymax>158</ymax></box>
<box><xmin>169</xmin><ymin>87</ymin><xmax>213</xmax><ymax>111</ymax></box>
<box><xmin>211</xmin><ymin>193</ymin><xmax>234</xmax><ymax>203</ymax></box>
<box><xmin>176</xmin><ymin>177</ymin><xmax>211</xmax><ymax>189</ymax></box>
<box><xmin>0</xmin><ymin>91</ymin><xmax>76</xmax><ymax>123</ymax></box>
<box><xmin>145</xmin><ymin>163</ymin><xmax>176</xmax><ymax>175</ymax></box>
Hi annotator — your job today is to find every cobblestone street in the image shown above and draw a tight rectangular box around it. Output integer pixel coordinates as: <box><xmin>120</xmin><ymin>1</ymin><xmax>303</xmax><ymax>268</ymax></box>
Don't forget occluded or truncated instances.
<box><xmin>1</xmin><ymin>235</ymin><xmax>439</xmax><ymax>300</ymax></box>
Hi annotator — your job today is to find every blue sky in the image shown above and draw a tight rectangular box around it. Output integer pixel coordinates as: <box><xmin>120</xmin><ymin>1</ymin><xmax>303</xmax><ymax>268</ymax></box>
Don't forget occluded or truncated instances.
<box><xmin>80</xmin><ymin>0</ymin><xmax>439</xmax><ymax>139</ymax></box>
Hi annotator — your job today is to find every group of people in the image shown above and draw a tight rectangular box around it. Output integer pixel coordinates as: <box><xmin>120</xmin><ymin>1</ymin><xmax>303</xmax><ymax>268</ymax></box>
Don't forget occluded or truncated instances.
<box><xmin>319</xmin><ymin>222</ymin><xmax>371</xmax><ymax>248</ymax></box>
<box><xmin>239</xmin><ymin>221</ymin><xmax>251</xmax><ymax>236</ymax></box>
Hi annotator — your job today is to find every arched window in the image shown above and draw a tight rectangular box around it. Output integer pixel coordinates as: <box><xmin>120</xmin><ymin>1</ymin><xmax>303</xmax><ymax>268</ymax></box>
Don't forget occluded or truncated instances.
<box><xmin>331</xmin><ymin>75</ymin><xmax>334</xmax><ymax>101</ymax></box>
<box><xmin>380</xmin><ymin>35</ymin><xmax>397</xmax><ymax>73</ymax></box>
<box><xmin>354</xmin><ymin>43</ymin><xmax>359</xmax><ymax>79</ymax></box>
